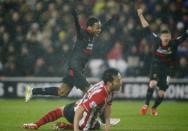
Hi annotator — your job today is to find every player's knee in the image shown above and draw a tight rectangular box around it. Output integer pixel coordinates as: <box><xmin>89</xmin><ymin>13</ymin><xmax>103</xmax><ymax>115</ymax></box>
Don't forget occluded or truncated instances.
<box><xmin>158</xmin><ymin>90</ymin><xmax>165</xmax><ymax>97</ymax></box>
<box><xmin>59</xmin><ymin>106</ymin><xmax>65</xmax><ymax>115</ymax></box>
<box><xmin>149</xmin><ymin>80</ymin><xmax>157</xmax><ymax>88</ymax></box>
<box><xmin>58</xmin><ymin>83</ymin><xmax>71</xmax><ymax>96</ymax></box>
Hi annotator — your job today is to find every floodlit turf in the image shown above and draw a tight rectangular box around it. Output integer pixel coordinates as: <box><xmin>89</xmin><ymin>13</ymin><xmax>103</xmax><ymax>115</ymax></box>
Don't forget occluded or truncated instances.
<box><xmin>0</xmin><ymin>99</ymin><xmax>188</xmax><ymax>131</ymax></box>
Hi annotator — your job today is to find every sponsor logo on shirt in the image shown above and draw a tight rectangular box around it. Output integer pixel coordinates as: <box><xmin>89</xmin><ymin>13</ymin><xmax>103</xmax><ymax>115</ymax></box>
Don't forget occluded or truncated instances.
<box><xmin>156</xmin><ymin>47</ymin><xmax>172</xmax><ymax>55</ymax></box>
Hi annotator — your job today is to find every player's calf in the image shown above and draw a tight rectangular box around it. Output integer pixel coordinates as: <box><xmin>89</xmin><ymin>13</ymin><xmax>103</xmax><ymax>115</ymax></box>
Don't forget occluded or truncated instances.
<box><xmin>151</xmin><ymin>90</ymin><xmax>165</xmax><ymax>116</ymax></box>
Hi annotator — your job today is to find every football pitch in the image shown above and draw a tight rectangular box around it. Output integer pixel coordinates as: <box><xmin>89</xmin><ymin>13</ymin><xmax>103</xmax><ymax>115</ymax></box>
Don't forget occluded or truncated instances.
<box><xmin>0</xmin><ymin>99</ymin><xmax>188</xmax><ymax>131</ymax></box>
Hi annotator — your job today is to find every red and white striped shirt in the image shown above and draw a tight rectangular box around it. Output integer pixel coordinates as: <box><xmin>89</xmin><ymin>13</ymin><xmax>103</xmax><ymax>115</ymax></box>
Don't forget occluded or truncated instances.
<box><xmin>74</xmin><ymin>81</ymin><xmax>113</xmax><ymax>130</ymax></box>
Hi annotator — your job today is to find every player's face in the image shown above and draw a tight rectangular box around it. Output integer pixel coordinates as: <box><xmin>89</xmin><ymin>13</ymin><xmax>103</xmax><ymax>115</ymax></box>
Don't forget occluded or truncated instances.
<box><xmin>91</xmin><ymin>21</ymin><xmax>102</xmax><ymax>36</ymax></box>
<box><xmin>160</xmin><ymin>33</ymin><xmax>171</xmax><ymax>46</ymax></box>
<box><xmin>111</xmin><ymin>73</ymin><xmax>122</xmax><ymax>91</ymax></box>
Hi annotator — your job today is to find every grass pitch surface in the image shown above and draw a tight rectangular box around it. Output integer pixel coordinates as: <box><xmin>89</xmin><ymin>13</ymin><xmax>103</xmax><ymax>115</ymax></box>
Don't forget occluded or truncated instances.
<box><xmin>0</xmin><ymin>99</ymin><xmax>188</xmax><ymax>131</ymax></box>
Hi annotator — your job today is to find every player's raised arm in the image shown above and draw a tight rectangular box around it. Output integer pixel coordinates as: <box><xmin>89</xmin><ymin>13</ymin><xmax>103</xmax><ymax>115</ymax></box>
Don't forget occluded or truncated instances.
<box><xmin>137</xmin><ymin>8</ymin><xmax>149</xmax><ymax>28</ymax></box>
<box><xmin>71</xmin><ymin>9</ymin><xmax>81</xmax><ymax>34</ymax></box>
<box><xmin>137</xmin><ymin>8</ymin><xmax>160</xmax><ymax>42</ymax></box>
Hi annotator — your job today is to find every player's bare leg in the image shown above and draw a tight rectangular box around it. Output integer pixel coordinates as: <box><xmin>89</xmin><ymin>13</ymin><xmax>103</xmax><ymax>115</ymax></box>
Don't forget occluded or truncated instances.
<box><xmin>140</xmin><ymin>80</ymin><xmax>157</xmax><ymax>115</ymax></box>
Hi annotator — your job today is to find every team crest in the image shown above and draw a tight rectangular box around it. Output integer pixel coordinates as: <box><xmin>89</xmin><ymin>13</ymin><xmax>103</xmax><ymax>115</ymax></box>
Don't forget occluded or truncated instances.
<box><xmin>90</xmin><ymin>101</ymin><xmax>97</xmax><ymax>109</ymax></box>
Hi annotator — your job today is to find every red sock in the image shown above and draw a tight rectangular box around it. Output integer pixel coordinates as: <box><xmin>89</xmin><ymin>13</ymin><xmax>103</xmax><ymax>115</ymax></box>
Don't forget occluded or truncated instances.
<box><xmin>35</xmin><ymin>108</ymin><xmax>63</xmax><ymax>127</ymax></box>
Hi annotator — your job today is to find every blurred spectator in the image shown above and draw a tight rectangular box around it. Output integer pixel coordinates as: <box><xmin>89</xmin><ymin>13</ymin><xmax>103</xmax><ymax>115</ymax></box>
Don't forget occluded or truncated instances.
<box><xmin>16</xmin><ymin>46</ymin><xmax>33</xmax><ymax>76</ymax></box>
<box><xmin>26</xmin><ymin>23</ymin><xmax>42</xmax><ymax>43</ymax></box>
<box><xmin>33</xmin><ymin>57</ymin><xmax>48</xmax><ymax>76</ymax></box>
<box><xmin>175</xmin><ymin>57</ymin><xmax>188</xmax><ymax>78</ymax></box>
<box><xmin>125</xmin><ymin>45</ymin><xmax>140</xmax><ymax>76</ymax></box>
<box><xmin>88</xmin><ymin>59</ymin><xmax>106</xmax><ymax>77</ymax></box>
<box><xmin>106</xmin><ymin>41</ymin><xmax>127</xmax><ymax>74</ymax></box>
<box><xmin>139</xmin><ymin>39</ymin><xmax>152</xmax><ymax>76</ymax></box>
<box><xmin>3</xmin><ymin>56</ymin><xmax>19</xmax><ymax>76</ymax></box>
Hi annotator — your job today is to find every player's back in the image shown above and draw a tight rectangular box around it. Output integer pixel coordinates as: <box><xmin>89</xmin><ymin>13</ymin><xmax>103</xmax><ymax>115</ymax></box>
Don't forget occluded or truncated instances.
<box><xmin>80</xmin><ymin>81</ymin><xmax>108</xmax><ymax>104</ymax></box>
<box><xmin>75</xmin><ymin>81</ymin><xmax>110</xmax><ymax>130</ymax></box>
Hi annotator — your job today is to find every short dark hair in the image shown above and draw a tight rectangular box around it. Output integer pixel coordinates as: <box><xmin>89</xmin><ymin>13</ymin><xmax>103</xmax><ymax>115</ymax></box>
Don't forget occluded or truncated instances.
<box><xmin>102</xmin><ymin>68</ymin><xmax>120</xmax><ymax>84</ymax></box>
<box><xmin>160</xmin><ymin>29</ymin><xmax>170</xmax><ymax>34</ymax></box>
<box><xmin>86</xmin><ymin>17</ymin><xmax>100</xmax><ymax>27</ymax></box>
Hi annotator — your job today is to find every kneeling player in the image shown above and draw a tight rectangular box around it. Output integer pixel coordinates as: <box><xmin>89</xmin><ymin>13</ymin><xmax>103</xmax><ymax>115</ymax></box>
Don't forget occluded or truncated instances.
<box><xmin>23</xmin><ymin>68</ymin><xmax>122</xmax><ymax>131</ymax></box>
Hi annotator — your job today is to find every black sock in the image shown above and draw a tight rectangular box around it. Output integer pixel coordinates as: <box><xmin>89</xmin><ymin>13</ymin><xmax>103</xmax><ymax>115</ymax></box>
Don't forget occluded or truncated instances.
<box><xmin>145</xmin><ymin>87</ymin><xmax>154</xmax><ymax>105</ymax></box>
<box><xmin>32</xmin><ymin>87</ymin><xmax>59</xmax><ymax>96</ymax></box>
<box><xmin>153</xmin><ymin>96</ymin><xmax>164</xmax><ymax>108</ymax></box>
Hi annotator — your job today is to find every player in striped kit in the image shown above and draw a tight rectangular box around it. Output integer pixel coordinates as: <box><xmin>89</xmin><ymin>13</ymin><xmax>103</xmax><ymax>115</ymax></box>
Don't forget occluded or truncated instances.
<box><xmin>23</xmin><ymin>68</ymin><xmax>122</xmax><ymax>131</ymax></box>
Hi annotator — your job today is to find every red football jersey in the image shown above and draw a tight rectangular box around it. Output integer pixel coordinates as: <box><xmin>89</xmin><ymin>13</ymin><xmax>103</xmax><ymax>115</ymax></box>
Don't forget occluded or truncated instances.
<box><xmin>75</xmin><ymin>81</ymin><xmax>113</xmax><ymax>130</ymax></box>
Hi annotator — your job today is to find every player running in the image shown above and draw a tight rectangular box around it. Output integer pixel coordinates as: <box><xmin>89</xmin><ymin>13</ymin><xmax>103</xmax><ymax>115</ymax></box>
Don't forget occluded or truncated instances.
<box><xmin>25</xmin><ymin>9</ymin><xmax>118</xmax><ymax>102</ymax></box>
<box><xmin>137</xmin><ymin>8</ymin><xmax>188</xmax><ymax>116</ymax></box>
<box><xmin>23</xmin><ymin>68</ymin><xmax>122</xmax><ymax>131</ymax></box>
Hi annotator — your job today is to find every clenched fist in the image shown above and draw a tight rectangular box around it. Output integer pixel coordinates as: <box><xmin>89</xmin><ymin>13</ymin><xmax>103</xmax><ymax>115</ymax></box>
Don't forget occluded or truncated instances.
<box><xmin>137</xmin><ymin>8</ymin><xmax>143</xmax><ymax>16</ymax></box>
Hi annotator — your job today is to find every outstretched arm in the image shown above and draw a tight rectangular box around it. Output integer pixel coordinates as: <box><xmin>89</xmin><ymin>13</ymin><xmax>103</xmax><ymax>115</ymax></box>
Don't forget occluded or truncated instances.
<box><xmin>137</xmin><ymin>8</ymin><xmax>149</xmax><ymax>28</ymax></box>
<box><xmin>137</xmin><ymin>8</ymin><xmax>160</xmax><ymax>42</ymax></box>
<box><xmin>71</xmin><ymin>9</ymin><xmax>81</xmax><ymax>34</ymax></box>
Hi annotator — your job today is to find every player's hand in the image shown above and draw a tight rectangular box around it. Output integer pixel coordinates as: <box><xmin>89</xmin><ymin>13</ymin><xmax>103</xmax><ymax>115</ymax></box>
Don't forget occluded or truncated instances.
<box><xmin>137</xmin><ymin>8</ymin><xmax>143</xmax><ymax>16</ymax></box>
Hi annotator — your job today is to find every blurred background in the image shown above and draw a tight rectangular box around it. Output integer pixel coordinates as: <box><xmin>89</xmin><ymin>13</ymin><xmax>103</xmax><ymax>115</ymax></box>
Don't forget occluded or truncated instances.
<box><xmin>0</xmin><ymin>0</ymin><xmax>188</xmax><ymax>99</ymax></box>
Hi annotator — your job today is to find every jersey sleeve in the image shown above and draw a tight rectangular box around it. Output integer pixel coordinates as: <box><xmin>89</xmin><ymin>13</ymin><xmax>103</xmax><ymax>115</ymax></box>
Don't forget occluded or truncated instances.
<box><xmin>175</xmin><ymin>31</ymin><xmax>188</xmax><ymax>45</ymax></box>
<box><xmin>71</xmin><ymin>9</ymin><xmax>82</xmax><ymax>35</ymax></box>
<box><xmin>81</xmin><ymin>90</ymin><xmax>106</xmax><ymax>112</ymax></box>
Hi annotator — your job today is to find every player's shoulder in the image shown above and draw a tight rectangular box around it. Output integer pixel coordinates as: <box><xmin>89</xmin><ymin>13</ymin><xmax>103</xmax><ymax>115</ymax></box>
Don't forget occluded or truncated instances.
<box><xmin>91</xmin><ymin>81</ymin><xmax>108</xmax><ymax>95</ymax></box>
<box><xmin>87</xmin><ymin>81</ymin><xmax>104</xmax><ymax>94</ymax></box>
<box><xmin>92</xmin><ymin>81</ymin><xmax>104</xmax><ymax>88</ymax></box>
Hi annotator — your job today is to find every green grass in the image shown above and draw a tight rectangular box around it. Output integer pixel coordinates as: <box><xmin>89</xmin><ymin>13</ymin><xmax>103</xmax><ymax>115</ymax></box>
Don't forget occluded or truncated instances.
<box><xmin>0</xmin><ymin>99</ymin><xmax>188</xmax><ymax>131</ymax></box>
